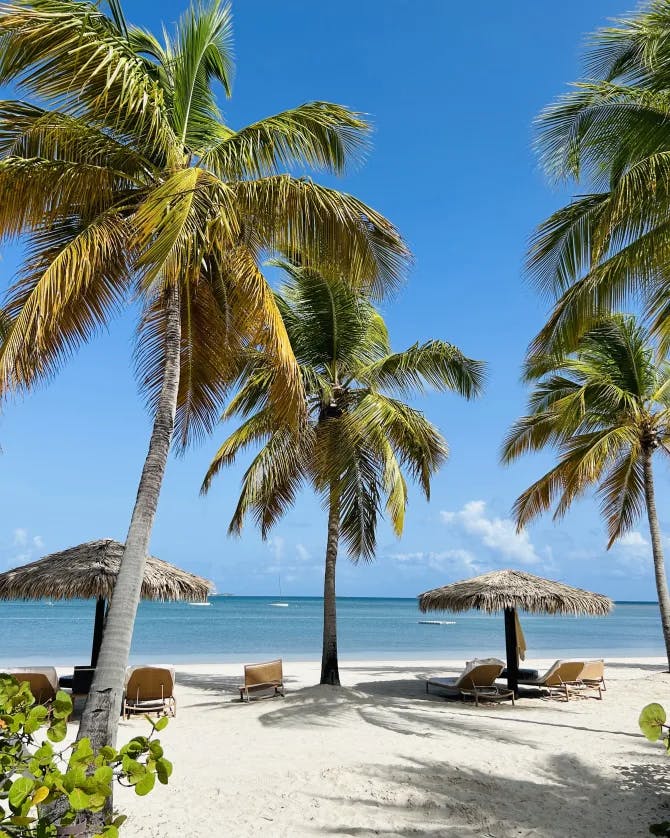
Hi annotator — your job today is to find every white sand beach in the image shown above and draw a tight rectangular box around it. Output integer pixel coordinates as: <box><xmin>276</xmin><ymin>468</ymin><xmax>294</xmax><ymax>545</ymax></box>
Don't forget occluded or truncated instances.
<box><xmin>91</xmin><ymin>657</ymin><xmax>670</xmax><ymax>837</ymax></box>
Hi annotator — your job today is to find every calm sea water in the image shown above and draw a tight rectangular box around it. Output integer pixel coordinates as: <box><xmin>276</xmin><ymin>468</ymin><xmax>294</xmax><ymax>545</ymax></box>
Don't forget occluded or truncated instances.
<box><xmin>0</xmin><ymin>597</ymin><xmax>664</xmax><ymax>666</ymax></box>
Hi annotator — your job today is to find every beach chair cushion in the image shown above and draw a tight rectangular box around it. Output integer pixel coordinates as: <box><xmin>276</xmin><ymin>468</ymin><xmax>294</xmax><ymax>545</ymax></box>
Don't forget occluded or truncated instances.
<box><xmin>239</xmin><ymin>659</ymin><xmax>284</xmax><ymax>700</ymax></box>
<box><xmin>517</xmin><ymin>660</ymin><xmax>584</xmax><ymax>687</ymax></box>
<box><xmin>123</xmin><ymin>666</ymin><xmax>176</xmax><ymax>717</ymax></box>
<box><xmin>427</xmin><ymin>659</ymin><xmax>504</xmax><ymax>695</ymax></box>
<box><xmin>6</xmin><ymin>668</ymin><xmax>58</xmax><ymax>704</ymax></box>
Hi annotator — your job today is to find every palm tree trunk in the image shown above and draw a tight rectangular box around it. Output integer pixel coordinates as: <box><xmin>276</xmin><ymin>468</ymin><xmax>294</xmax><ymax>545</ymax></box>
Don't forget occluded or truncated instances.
<box><xmin>642</xmin><ymin>448</ymin><xmax>670</xmax><ymax>671</ymax></box>
<box><xmin>78</xmin><ymin>285</ymin><xmax>181</xmax><ymax>746</ymax></box>
<box><xmin>320</xmin><ymin>485</ymin><xmax>340</xmax><ymax>686</ymax></box>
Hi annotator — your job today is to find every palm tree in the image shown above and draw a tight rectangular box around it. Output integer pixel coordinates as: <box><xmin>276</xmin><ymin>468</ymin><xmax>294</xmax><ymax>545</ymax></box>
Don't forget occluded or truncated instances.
<box><xmin>202</xmin><ymin>263</ymin><xmax>484</xmax><ymax>685</ymax></box>
<box><xmin>528</xmin><ymin>1</ymin><xmax>670</xmax><ymax>363</ymax></box>
<box><xmin>502</xmin><ymin>315</ymin><xmax>670</xmax><ymax>669</ymax></box>
<box><xmin>0</xmin><ymin>0</ymin><xmax>409</xmax><ymax>755</ymax></box>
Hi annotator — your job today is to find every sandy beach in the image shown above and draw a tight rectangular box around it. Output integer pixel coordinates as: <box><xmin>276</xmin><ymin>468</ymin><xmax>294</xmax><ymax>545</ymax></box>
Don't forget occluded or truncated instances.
<box><xmin>73</xmin><ymin>657</ymin><xmax>670</xmax><ymax>837</ymax></box>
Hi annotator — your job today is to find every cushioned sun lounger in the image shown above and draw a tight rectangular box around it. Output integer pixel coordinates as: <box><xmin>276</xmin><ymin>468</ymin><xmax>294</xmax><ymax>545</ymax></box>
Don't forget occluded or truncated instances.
<box><xmin>239</xmin><ymin>659</ymin><xmax>284</xmax><ymax>701</ymax></box>
<box><xmin>7</xmin><ymin>667</ymin><xmax>59</xmax><ymax>705</ymax></box>
<box><xmin>426</xmin><ymin>658</ymin><xmax>505</xmax><ymax>701</ymax></box>
<box><xmin>568</xmin><ymin>659</ymin><xmax>606</xmax><ymax>699</ymax></box>
<box><xmin>517</xmin><ymin>660</ymin><xmax>585</xmax><ymax>700</ymax></box>
<box><xmin>123</xmin><ymin>666</ymin><xmax>176</xmax><ymax>719</ymax></box>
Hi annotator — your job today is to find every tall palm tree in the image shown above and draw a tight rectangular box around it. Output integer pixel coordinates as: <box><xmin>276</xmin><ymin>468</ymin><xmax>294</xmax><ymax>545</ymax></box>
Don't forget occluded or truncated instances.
<box><xmin>502</xmin><ymin>315</ymin><xmax>670</xmax><ymax>669</ymax></box>
<box><xmin>202</xmin><ymin>263</ymin><xmax>484</xmax><ymax>685</ymax></box>
<box><xmin>0</xmin><ymin>0</ymin><xmax>409</xmax><ymax>755</ymax></box>
<box><xmin>528</xmin><ymin>1</ymin><xmax>670</xmax><ymax>363</ymax></box>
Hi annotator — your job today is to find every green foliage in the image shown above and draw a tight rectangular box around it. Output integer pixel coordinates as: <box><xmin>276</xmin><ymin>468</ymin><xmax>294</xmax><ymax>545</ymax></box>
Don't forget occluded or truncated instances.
<box><xmin>503</xmin><ymin>315</ymin><xmax>670</xmax><ymax>546</ymax></box>
<box><xmin>0</xmin><ymin>0</ymin><xmax>410</xmax><ymax>443</ymax></box>
<box><xmin>0</xmin><ymin>674</ymin><xmax>169</xmax><ymax>836</ymax></box>
<box><xmin>640</xmin><ymin>703</ymin><xmax>668</xmax><ymax>745</ymax></box>
<box><xmin>529</xmin><ymin>0</ymin><xmax>670</xmax><ymax>365</ymax></box>
<box><xmin>639</xmin><ymin>703</ymin><xmax>670</xmax><ymax>834</ymax></box>
<box><xmin>203</xmin><ymin>262</ymin><xmax>485</xmax><ymax>560</ymax></box>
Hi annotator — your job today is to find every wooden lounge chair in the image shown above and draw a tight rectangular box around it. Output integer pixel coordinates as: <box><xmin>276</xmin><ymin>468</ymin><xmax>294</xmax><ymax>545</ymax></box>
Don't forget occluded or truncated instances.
<box><xmin>239</xmin><ymin>659</ymin><xmax>284</xmax><ymax>702</ymax></box>
<box><xmin>426</xmin><ymin>659</ymin><xmax>506</xmax><ymax>702</ymax></box>
<box><xmin>7</xmin><ymin>668</ymin><xmax>58</xmax><ymax>705</ymax></box>
<box><xmin>123</xmin><ymin>666</ymin><xmax>176</xmax><ymax>719</ymax></box>
<box><xmin>517</xmin><ymin>660</ymin><xmax>585</xmax><ymax>701</ymax></box>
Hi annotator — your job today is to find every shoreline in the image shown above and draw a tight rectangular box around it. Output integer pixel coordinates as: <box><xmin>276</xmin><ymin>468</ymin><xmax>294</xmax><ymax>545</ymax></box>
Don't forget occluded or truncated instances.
<box><xmin>8</xmin><ymin>653</ymin><xmax>665</xmax><ymax>671</ymax></box>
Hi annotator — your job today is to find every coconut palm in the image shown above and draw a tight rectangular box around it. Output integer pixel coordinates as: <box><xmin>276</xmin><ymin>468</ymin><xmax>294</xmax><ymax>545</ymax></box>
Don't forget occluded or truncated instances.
<box><xmin>0</xmin><ymin>0</ymin><xmax>409</xmax><ymax>758</ymax></box>
<box><xmin>528</xmin><ymin>1</ymin><xmax>670</xmax><ymax>363</ymax></box>
<box><xmin>202</xmin><ymin>263</ymin><xmax>485</xmax><ymax>685</ymax></box>
<box><xmin>502</xmin><ymin>315</ymin><xmax>670</xmax><ymax>669</ymax></box>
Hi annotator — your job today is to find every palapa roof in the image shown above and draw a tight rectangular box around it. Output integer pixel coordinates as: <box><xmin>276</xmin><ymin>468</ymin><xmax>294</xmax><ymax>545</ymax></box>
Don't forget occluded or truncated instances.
<box><xmin>418</xmin><ymin>569</ymin><xmax>613</xmax><ymax>616</ymax></box>
<box><xmin>0</xmin><ymin>539</ymin><xmax>211</xmax><ymax>603</ymax></box>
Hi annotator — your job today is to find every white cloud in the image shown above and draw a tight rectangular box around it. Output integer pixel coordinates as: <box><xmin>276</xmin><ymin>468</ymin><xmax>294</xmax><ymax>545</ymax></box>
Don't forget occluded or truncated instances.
<box><xmin>440</xmin><ymin>500</ymin><xmax>540</xmax><ymax>565</ymax></box>
<box><xmin>12</xmin><ymin>528</ymin><xmax>27</xmax><ymax>547</ymax></box>
<box><xmin>295</xmin><ymin>543</ymin><xmax>311</xmax><ymax>562</ymax></box>
<box><xmin>618</xmin><ymin>531</ymin><xmax>648</xmax><ymax>551</ymax></box>
<box><xmin>388</xmin><ymin>547</ymin><xmax>482</xmax><ymax>575</ymax></box>
<box><xmin>3</xmin><ymin>529</ymin><xmax>45</xmax><ymax>569</ymax></box>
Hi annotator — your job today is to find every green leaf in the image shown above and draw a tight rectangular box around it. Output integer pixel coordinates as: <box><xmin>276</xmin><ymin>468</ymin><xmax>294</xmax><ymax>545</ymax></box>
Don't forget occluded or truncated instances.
<box><xmin>8</xmin><ymin>778</ymin><xmax>33</xmax><ymax>812</ymax></box>
<box><xmin>93</xmin><ymin>766</ymin><xmax>113</xmax><ymax>786</ymax></box>
<box><xmin>68</xmin><ymin>788</ymin><xmax>90</xmax><ymax>811</ymax></box>
<box><xmin>155</xmin><ymin>757</ymin><xmax>172</xmax><ymax>785</ymax></box>
<box><xmin>133</xmin><ymin>772</ymin><xmax>155</xmax><ymax>796</ymax></box>
<box><xmin>99</xmin><ymin>746</ymin><xmax>117</xmax><ymax>762</ymax></box>
<box><xmin>9</xmin><ymin>816</ymin><xmax>35</xmax><ymax>827</ymax></box>
<box><xmin>53</xmin><ymin>692</ymin><xmax>73</xmax><ymax>719</ymax></box>
<box><xmin>154</xmin><ymin>716</ymin><xmax>169</xmax><ymax>732</ymax></box>
<box><xmin>149</xmin><ymin>740</ymin><xmax>164</xmax><ymax>758</ymax></box>
<box><xmin>47</xmin><ymin>719</ymin><xmax>68</xmax><ymax>742</ymax></box>
<box><xmin>87</xmin><ymin>793</ymin><xmax>107</xmax><ymax>811</ymax></box>
<box><xmin>640</xmin><ymin>703</ymin><xmax>666</xmax><ymax>741</ymax></box>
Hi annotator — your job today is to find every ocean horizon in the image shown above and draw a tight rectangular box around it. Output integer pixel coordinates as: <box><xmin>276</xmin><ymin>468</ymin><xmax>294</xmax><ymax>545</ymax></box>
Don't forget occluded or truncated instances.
<box><xmin>0</xmin><ymin>596</ymin><xmax>665</xmax><ymax>666</ymax></box>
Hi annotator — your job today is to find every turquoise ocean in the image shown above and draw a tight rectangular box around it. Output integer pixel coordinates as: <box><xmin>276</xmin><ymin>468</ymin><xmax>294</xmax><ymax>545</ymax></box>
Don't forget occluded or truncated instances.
<box><xmin>0</xmin><ymin>597</ymin><xmax>664</xmax><ymax>666</ymax></box>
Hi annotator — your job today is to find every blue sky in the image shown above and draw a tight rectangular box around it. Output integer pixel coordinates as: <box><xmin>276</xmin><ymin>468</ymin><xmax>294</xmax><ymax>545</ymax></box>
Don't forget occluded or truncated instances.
<box><xmin>0</xmin><ymin>0</ymin><xmax>661</xmax><ymax>600</ymax></box>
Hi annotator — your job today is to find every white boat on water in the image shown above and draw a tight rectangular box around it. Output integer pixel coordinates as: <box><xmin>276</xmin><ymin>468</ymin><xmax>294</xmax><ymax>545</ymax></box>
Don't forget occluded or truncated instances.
<box><xmin>190</xmin><ymin>602</ymin><xmax>211</xmax><ymax>606</ymax></box>
<box><xmin>270</xmin><ymin>602</ymin><xmax>289</xmax><ymax>607</ymax></box>
<box><xmin>418</xmin><ymin>620</ymin><xmax>455</xmax><ymax>625</ymax></box>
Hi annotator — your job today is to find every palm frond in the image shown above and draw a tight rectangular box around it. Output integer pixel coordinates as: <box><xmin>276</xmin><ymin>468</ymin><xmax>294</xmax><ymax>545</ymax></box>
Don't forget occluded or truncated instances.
<box><xmin>234</xmin><ymin>175</ymin><xmax>410</xmax><ymax>297</ymax></box>
<box><xmin>0</xmin><ymin>209</ymin><xmax>131</xmax><ymax>390</ymax></box>
<box><xmin>202</xmin><ymin>102</ymin><xmax>370</xmax><ymax>178</ymax></box>
<box><xmin>0</xmin><ymin>0</ymin><xmax>175</xmax><ymax>155</ymax></box>
<box><xmin>359</xmin><ymin>340</ymin><xmax>485</xmax><ymax>399</ymax></box>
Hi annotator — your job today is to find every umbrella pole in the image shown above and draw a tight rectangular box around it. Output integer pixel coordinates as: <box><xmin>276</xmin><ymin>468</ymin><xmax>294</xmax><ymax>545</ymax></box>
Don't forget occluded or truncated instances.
<box><xmin>91</xmin><ymin>597</ymin><xmax>106</xmax><ymax>667</ymax></box>
<box><xmin>504</xmin><ymin>607</ymin><xmax>519</xmax><ymax>697</ymax></box>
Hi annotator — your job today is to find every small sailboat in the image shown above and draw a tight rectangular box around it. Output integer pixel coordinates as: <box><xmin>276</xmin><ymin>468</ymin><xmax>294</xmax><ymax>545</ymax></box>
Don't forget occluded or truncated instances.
<box><xmin>270</xmin><ymin>571</ymin><xmax>288</xmax><ymax>607</ymax></box>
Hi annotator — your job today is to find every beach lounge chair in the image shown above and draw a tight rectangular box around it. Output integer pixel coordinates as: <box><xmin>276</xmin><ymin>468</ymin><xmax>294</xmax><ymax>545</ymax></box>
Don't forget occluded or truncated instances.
<box><xmin>239</xmin><ymin>659</ymin><xmax>284</xmax><ymax>702</ymax></box>
<box><xmin>568</xmin><ymin>659</ymin><xmax>606</xmax><ymax>700</ymax></box>
<box><xmin>426</xmin><ymin>658</ymin><xmax>506</xmax><ymax>702</ymax></box>
<box><xmin>517</xmin><ymin>660</ymin><xmax>585</xmax><ymax>700</ymax></box>
<box><xmin>123</xmin><ymin>666</ymin><xmax>176</xmax><ymax>719</ymax></box>
<box><xmin>7</xmin><ymin>667</ymin><xmax>58</xmax><ymax>705</ymax></box>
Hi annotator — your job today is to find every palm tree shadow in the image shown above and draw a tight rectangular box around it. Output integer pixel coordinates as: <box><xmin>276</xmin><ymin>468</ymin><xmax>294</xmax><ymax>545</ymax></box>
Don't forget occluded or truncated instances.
<box><xmin>319</xmin><ymin>753</ymin><xmax>670</xmax><ymax>836</ymax></box>
<box><xmin>257</xmin><ymin>684</ymin><xmax>528</xmax><ymax>744</ymax></box>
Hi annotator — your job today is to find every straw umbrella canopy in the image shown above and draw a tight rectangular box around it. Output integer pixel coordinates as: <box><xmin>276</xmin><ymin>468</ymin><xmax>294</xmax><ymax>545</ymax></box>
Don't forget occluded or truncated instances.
<box><xmin>418</xmin><ymin>569</ymin><xmax>613</xmax><ymax>694</ymax></box>
<box><xmin>0</xmin><ymin>539</ymin><xmax>212</xmax><ymax>666</ymax></box>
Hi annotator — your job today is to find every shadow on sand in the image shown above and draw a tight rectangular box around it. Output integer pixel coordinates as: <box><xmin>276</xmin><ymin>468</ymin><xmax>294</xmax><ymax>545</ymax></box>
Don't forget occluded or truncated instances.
<box><xmin>318</xmin><ymin>753</ymin><xmax>670</xmax><ymax>837</ymax></box>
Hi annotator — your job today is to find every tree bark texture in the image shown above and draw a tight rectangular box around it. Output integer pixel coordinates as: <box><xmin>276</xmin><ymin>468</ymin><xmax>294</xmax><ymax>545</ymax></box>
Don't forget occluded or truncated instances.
<box><xmin>642</xmin><ymin>448</ymin><xmax>670</xmax><ymax>671</ymax></box>
<box><xmin>320</xmin><ymin>486</ymin><xmax>341</xmax><ymax>686</ymax></box>
<box><xmin>75</xmin><ymin>285</ymin><xmax>181</xmax><ymax>835</ymax></box>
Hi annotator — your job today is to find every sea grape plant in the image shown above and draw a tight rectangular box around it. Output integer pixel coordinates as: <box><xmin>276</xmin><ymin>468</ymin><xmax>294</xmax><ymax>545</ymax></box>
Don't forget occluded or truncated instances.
<box><xmin>0</xmin><ymin>674</ymin><xmax>171</xmax><ymax>837</ymax></box>
<box><xmin>639</xmin><ymin>703</ymin><xmax>670</xmax><ymax>836</ymax></box>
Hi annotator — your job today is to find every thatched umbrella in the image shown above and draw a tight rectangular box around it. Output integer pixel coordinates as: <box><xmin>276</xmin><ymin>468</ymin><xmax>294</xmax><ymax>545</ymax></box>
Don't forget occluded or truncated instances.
<box><xmin>0</xmin><ymin>539</ymin><xmax>212</xmax><ymax>666</ymax></box>
<box><xmin>418</xmin><ymin>569</ymin><xmax>613</xmax><ymax>695</ymax></box>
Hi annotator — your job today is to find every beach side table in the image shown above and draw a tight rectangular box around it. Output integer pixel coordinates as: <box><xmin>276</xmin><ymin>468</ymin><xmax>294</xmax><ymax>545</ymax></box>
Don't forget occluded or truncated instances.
<box><xmin>461</xmin><ymin>686</ymin><xmax>515</xmax><ymax>707</ymax></box>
